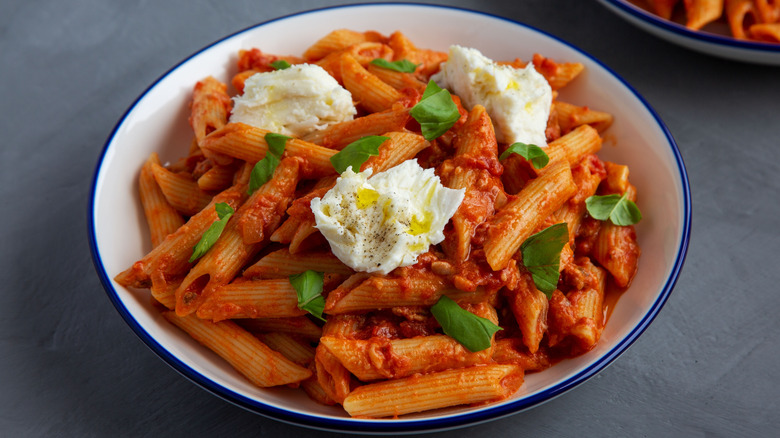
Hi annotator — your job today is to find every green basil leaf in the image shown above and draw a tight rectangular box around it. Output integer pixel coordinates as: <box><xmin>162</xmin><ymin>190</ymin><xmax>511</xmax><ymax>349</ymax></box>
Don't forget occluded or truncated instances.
<box><xmin>499</xmin><ymin>142</ymin><xmax>550</xmax><ymax>169</ymax></box>
<box><xmin>289</xmin><ymin>270</ymin><xmax>326</xmax><ymax>322</ymax></box>
<box><xmin>248</xmin><ymin>133</ymin><xmax>290</xmax><ymax>194</ymax></box>
<box><xmin>189</xmin><ymin>203</ymin><xmax>234</xmax><ymax>263</ymax></box>
<box><xmin>270</xmin><ymin>59</ymin><xmax>291</xmax><ymax>70</ymax></box>
<box><xmin>265</xmin><ymin>132</ymin><xmax>289</xmax><ymax>157</ymax></box>
<box><xmin>430</xmin><ymin>296</ymin><xmax>502</xmax><ymax>353</ymax></box>
<box><xmin>329</xmin><ymin>135</ymin><xmax>389</xmax><ymax>174</ymax></box>
<box><xmin>369</xmin><ymin>58</ymin><xmax>418</xmax><ymax>73</ymax></box>
<box><xmin>520</xmin><ymin>223</ymin><xmax>569</xmax><ymax>298</ymax></box>
<box><xmin>410</xmin><ymin>80</ymin><xmax>461</xmax><ymax>141</ymax></box>
<box><xmin>585</xmin><ymin>193</ymin><xmax>642</xmax><ymax>226</ymax></box>
<box><xmin>214</xmin><ymin>202</ymin><xmax>233</xmax><ymax>219</ymax></box>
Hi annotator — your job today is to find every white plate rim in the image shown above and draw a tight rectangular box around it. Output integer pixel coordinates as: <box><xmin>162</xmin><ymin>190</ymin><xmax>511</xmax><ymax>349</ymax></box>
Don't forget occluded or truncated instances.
<box><xmin>88</xmin><ymin>2</ymin><xmax>692</xmax><ymax>434</ymax></box>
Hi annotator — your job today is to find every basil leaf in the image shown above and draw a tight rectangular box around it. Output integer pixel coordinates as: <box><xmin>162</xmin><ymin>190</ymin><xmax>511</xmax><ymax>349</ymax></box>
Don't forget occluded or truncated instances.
<box><xmin>520</xmin><ymin>223</ymin><xmax>569</xmax><ymax>298</ymax></box>
<box><xmin>289</xmin><ymin>270</ymin><xmax>326</xmax><ymax>322</ymax></box>
<box><xmin>369</xmin><ymin>58</ymin><xmax>418</xmax><ymax>73</ymax></box>
<box><xmin>270</xmin><ymin>59</ymin><xmax>291</xmax><ymax>70</ymax></box>
<box><xmin>585</xmin><ymin>193</ymin><xmax>642</xmax><ymax>226</ymax></box>
<box><xmin>188</xmin><ymin>203</ymin><xmax>234</xmax><ymax>262</ymax></box>
<box><xmin>430</xmin><ymin>296</ymin><xmax>502</xmax><ymax>353</ymax></box>
<box><xmin>410</xmin><ymin>80</ymin><xmax>460</xmax><ymax>141</ymax></box>
<box><xmin>499</xmin><ymin>142</ymin><xmax>550</xmax><ymax>169</ymax></box>
<box><xmin>329</xmin><ymin>135</ymin><xmax>388</xmax><ymax>174</ymax></box>
<box><xmin>248</xmin><ymin>133</ymin><xmax>290</xmax><ymax>194</ymax></box>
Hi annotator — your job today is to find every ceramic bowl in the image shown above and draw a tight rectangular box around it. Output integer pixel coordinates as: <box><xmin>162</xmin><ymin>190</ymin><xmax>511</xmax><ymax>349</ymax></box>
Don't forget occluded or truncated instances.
<box><xmin>89</xmin><ymin>3</ymin><xmax>691</xmax><ymax>433</ymax></box>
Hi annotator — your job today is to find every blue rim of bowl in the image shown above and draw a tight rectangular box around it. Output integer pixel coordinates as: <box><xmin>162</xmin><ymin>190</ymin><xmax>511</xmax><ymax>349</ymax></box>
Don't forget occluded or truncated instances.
<box><xmin>88</xmin><ymin>2</ymin><xmax>692</xmax><ymax>434</ymax></box>
<box><xmin>600</xmin><ymin>0</ymin><xmax>780</xmax><ymax>53</ymax></box>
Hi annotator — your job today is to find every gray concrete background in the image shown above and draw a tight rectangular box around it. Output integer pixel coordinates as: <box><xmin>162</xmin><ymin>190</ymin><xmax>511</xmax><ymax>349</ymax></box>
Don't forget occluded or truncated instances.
<box><xmin>2</xmin><ymin>0</ymin><xmax>779</xmax><ymax>436</ymax></box>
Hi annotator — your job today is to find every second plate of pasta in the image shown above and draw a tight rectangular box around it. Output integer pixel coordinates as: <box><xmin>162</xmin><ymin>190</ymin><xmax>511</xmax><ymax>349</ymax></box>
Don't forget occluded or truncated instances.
<box><xmin>89</xmin><ymin>3</ymin><xmax>691</xmax><ymax>433</ymax></box>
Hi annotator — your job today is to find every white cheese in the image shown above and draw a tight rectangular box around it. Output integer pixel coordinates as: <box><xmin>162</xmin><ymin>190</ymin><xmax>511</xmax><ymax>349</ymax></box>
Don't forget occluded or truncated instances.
<box><xmin>310</xmin><ymin>160</ymin><xmax>465</xmax><ymax>275</ymax></box>
<box><xmin>229</xmin><ymin>64</ymin><xmax>356</xmax><ymax>137</ymax></box>
<box><xmin>431</xmin><ymin>45</ymin><xmax>552</xmax><ymax>146</ymax></box>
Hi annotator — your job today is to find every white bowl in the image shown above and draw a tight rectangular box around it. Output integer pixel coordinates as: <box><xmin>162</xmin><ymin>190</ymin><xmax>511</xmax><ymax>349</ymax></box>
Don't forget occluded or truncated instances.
<box><xmin>597</xmin><ymin>0</ymin><xmax>780</xmax><ymax>65</ymax></box>
<box><xmin>89</xmin><ymin>3</ymin><xmax>691</xmax><ymax>433</ymax></box>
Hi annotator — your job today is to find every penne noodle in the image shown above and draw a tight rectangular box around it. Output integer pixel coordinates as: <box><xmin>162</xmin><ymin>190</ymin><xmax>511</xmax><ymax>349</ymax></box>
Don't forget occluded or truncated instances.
<box><xmin>238</xmin><ymin>316</ymin><xmax>322</xmax><ymax>341</ymax></box>
<box><xmin>592</xmin><ymin>222</ymin><xmax>640</xmax><ymax>288</ymax></box>
<box><xmin>269</xmin><ymin>216</ymin><xmax>301</xmax><ymax>244</ymax></box>
<box><xmin>342</xmin><ymin>364</ymin><xmax>524</xmax><ymax>418</ymax></box>
<box><xmin>236</xmin><ymin>48</ymin><xmax>304</xmax><ymax>72</ymax></box>
<box><xmin>163</xmin><ymin>312</ymin><xmax>312</xmax><ymax>387</ymax></box>
<box><xmin>325</xmin><ymin>271</ymin><xmax>490</xmax><ymax>314</ymax></box>
<box><xmin>303</xmin><ymin>29</ymin><xmax>386</xmax><ymax>62</ymax></box>
<box><xmin>484</xmin><ymin>160</ymin><xmax>577</xmax><ymax>271</ymax></box>
<box><xmin>438</xmin><ymin>106</ymin><xmax>503</xmax><ymax>263</ymax></box>
<box><xmin>340</xmin><ymin>53</ymin><xmax>403</xmax><ymax>113</ymax></box>
<box><xmin>320</xmin><ymin>334</ymin><xmax>494</xmax><ymax>381</ymax></box>
<box><xmin>535</xmin><ymin>124</ymin><xmax>602</xmax><ymax>175</ymax></box>
<box><xmin>755</xmin><ymin>0</ymin><xmax>780</xmax><ymax>23</ymax></box>
<box><xmin>175</xmin><ymin>158</ymin><xmax>300</xmax><ymax>316</ymax></box>
<box><xmin>685</xmin><ymin>0</ymin><xmax>725</xmax><ymax>30</ymax></box>
<box><xmin>749</xmin><ymin>23</ymin><xmax>780</xmax><ymax>42</ymax></box>
<box><xmin>360</xmin><ymin>131</ymin><xmax>430</xmax><ymax>173</ymax></box>
<box><xmin>150</xmin><ymin>162</ymin><xmax>213</xmax><ymax>216</ymax></box>
<box><xmin>301</xmin><ymin>107</ymin><xmax>411</xmax><ymax>150</ymax></box>
<box><xmin>243</xmin><ymin>248</ymin><xmax>352</xmax><ymax>278</ymax></box>
<box><xmin>532</xmin><ymin>54</ymin><xmax>586</xmax><ymax>90</ymax></box>
<box><xmin>197</xmin><ymin>162</ymin><xmax>239</xmax><ymax>192</ymax></box>
<box><xmin>726</xmin><ymin>0</ymin><xmax>758</xmax><ymax>39</ymax></box>
<box><xmin>114</xmin><ymin>183</ymin><xmax>247</xmax><ymax>289</ymax></box>
<box><xmin>195</xmin><ymin>278</ymin><xmax>307</xmax><ymax>321</ymax></box>
<box><xmin>553</xmin><ymin>155</ymin><xmax>606</xmax><ymax>242</ymax></box>
<box><xmin>314</xmin><ymin>343</ymin><xmax>354</xmax><ymax>404</ymax></box>
<box><xmin>504</xmin><ymin>273</ymin><xmax>548</xmax><ymax>354</ymax></box>
<box><xmin>367</xmin><ymin>63</ymin><xmax>427</xmax><ymax>92</ymax></box>
<box><xmin>200</xmin><ymin>122</ymin><xmax>337</xmax><ymax>179</ymax></box>
<box><xmin>189</xmin><ymin>76</ymin><xmax>232</xmax><ymax>146</ymax></box>
<box><xmin>315</xmin><ymin>42</ymin><xmax>394</xmax><ymax>83</ymax></box>
<box><xmin>139</xmin><ymin>153</ymin><xmax>185</xmax><ymax>247</ymax></box>
<box><xmin>232</xmin><ymin>69</ymin><xmax>258</xmax><ymax>94</ymax></box>
<box><xmin>256</xmin><ymin>332</ymin><xmax>316</xmax><ymax>366</ymax></box>
<box><xmin>387</xmin><ymin>31</ymin><xmax>448</xmax><ymax>77</ymax></box>
<box><xmin>554</xmin><ymin>101</ymin><xmax>614</xmax><ymax>134</ymax></box>
<box><xmin>150</xmin><ymin>274</ymin><xmax>181</xmax><ymax>310</ymax></box>
<box><xmin>492</xmin><ymin>338</ymin><xmax>552</xmax><ymax>372</ymax></box>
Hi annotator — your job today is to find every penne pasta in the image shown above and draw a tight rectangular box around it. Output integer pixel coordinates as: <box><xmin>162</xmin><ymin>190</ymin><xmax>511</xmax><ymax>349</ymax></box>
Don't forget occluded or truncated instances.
<box><xmin>150</xmin><ymin>162</ymin><xmax>213</xmax><ymax>216</ymax></box>
<box><xmin>303</xmin><ymin>29</ymin><xmax>386</xmax><ymax>62</ymax></box>
<box><xmin>685</xmin><ymin>0</ymin><xmax>725</xmax><ymax>30</ymax></box>
<box><xmin>340</xmin><ymin>53</ymin><xmax>403</xmax><ymax>113</ymax></box>
<box><xmin>195</xmin><ymin>278</ymin><xmax>307</xmax><ymax>321</ymax></box>
<box><xmin>484</xmin><ymin>160</ymin><xmax>578</xmax><ymax>271</ymax></box>
<box><xmin>117</xmin><ymin>29</ymin><xmax>644</xmax><ymax>419</ymax></box>
<box><xmin>139</xmin><ymin>153</ymin><xmax>185</xmax><ymax>247</ymax></box>
<box><xmin>238</xmin><ymin>316</ymin><xmax>322</xmax><ymax>341</ymax></box>
<box><xmin>115</xmin><ymin>183</ymin><xmax>247</xmax><ymax>289</ymax></box>
<box><xmin>325</xmin><ymin>270</ymin><xmax>491</xmax><ymax>314</ymax></box>
<box><xmin>163</xmin><ymin>312</ymin><xmax>312</xmax><ymax>387</ymax></box>
<box><xmin>341</xmin><ymin>364</ymin><xmax>523</xmax><ymax>418</ymax></box>
<box><xmin>301</xmin><ymin>106</ymin><xmax>411</xmax><ymax>150</ymax></box>
<box><xmin>175</xmin><ymin>158</ymin><xmax>300</xmax><ymax>316</ymax></box>
<box><xmin>320</xmin><ymin>334</ymin><xmax>494</xmax><ymax>381</ymax></box>
<box><xmin>200</xmin><ymin>122</ymin><xmax>337</xmax><ymax>179</ymax></box>
<box><xmin>243</xmin><ymin>248</ymin><xmax>352</xmax><ymax>278</ymax></box>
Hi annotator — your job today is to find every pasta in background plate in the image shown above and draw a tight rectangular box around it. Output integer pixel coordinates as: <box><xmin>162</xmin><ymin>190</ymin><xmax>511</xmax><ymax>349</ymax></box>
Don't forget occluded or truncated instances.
<box><xmin>634</xmin><ymin>0</ymin><xmax>780</xmax><ymax>43</ymax></box>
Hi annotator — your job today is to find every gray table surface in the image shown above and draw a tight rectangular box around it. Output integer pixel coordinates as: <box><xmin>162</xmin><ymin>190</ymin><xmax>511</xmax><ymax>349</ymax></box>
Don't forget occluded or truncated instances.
<box><xmin>2</xmin><ymin>0</ymin><xmax>779</xmax><ymax>436</ymax></box>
